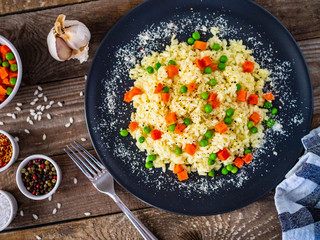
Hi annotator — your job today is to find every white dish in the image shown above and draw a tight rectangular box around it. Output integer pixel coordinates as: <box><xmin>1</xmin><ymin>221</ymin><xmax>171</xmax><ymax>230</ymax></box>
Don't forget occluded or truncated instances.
<box><xmin>0</xmin><ymin>130</ymin><xmax>19</xmax><ymax>172</ymax></box>
<box><xmin>0</xmin><ymin>190</ymin><xmax>18</xmax><ymax>232</ymax></box>
<box><xmin>16</xmin><ymin>154</ymin><xmax>62</xmax><ymax>200</ymax></box>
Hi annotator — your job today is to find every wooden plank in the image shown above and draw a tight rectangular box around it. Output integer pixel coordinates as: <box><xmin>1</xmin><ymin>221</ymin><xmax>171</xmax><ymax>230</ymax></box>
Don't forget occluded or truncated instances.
<box><xmin>0</xmin><ymin>0</ymin><xmax>318</xmax><ymax>87</ymax></box>
<box><xmin>0</xmin><ymin>150</ymin><xmax>147</xmax><ymax>229</ymax></box>
<box><xmin>0</xmin><ymin>0</ymin><xmax>89</xmax><ymax>15</ymax></box>
<box><xmin>0</xmin><ymin>194</ymin><xmax>281</xmax><ymax>239</ymax></box>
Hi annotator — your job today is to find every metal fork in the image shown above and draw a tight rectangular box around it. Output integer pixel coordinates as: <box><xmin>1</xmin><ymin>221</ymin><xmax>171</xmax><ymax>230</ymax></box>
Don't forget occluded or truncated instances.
<box><xmin>64</xmin><ymin>141</ymin><xmax>158</xmax><ymax>240</ymax></box>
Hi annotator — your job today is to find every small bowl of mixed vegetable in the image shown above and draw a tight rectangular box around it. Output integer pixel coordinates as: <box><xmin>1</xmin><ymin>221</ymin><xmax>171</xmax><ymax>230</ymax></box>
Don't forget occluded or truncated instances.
<box><xmin>16</xmin><ymin>154</ymin><xmax>62</xmax><ymax>200</ymax></box>
<box><xmin>0</xmin><ymin>35</ymin><xmax>22</xmax><ymax>109</ymax></box>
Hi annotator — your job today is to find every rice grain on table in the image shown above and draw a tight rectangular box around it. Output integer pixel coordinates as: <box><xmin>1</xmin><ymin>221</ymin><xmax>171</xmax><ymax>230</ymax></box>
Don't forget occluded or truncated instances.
<box><xmin>38</xmin><ymin>93</ymin><xmax>43</xmax><ymax>98</ymax></box>
<box><xmin>15</xmin><ymin>107</ymin><xmax>21</xmax><ymax>111</ymax></box>
<box><xmin>42</xmin><ymin>134</ymin><xmax>46</xmax><ymax>141</ymax></box>
<box><xmin>38</xmin><ymin>115</ymin><xmax>42</xmax><ymax>121</ymax></box>
<box><xmin>14</xmin><ymin>136</ymin><xmax>19</xmax><ymax>142</ymax></box>
<box><xmin>74</xmin><ymin>178</ymin><xmax>77</xmax><ymax>184</ymax></box>
<box><xmin>69</xmin><ymin>117</ymin><xmax>74</xmax><ymax>124</ymax></box>
<box><xmin>41</xmin><ymin>106</ymin><xmax>45</xmax><ymax>112</ymax></box>
<box><xmin>12</xmin><ymin>114</ymin><xmax>16</xmax><ymax>119</ymax></box>
<box><xmin>49</xmin><ymin>100</ymin><xmax>54</xmax><ymax>105</ymax></box>
<box><xmin>52</xmin><ymin>208</ymin><xmax>57</xmax><ymax>215</ymax></box>
<box><xmin>6</xmin><ymin>113</ymin><xmax>12</xmax><ymax>117</ymax></box>
<box><xmin>80</xmin><ymin>91</ymin><xmax>84</xmax><ymax>96</ymax></box>
<box><xmin>29</xmin><ymin>120</ymin><xmax>34</xmax><ymax>125</ymax></box>
<box><xmin>48</xmin><ymin>196</ymin><xmax>52</xmax><ymax>201</ymax></box>
<box><xmin>58</xmin><ymin>102</ymin><xmax>63</xmax><ymax>107</ymax></box>
<box><xmin>34</xmin><ymin>90</ymin><xmax>39</xmax><ymax>96</ymax></box>
<box><xmin>24</xmin><ymin>129</ymin><xmax>30</xmax><ymax>134</ymax></box>
<box><xmin>20</xmin><ymin>210</ymin><xmax>24</xmax><ymax>217</ymax></box>
<box><xmin>16</xmin><ymin>103</ymin><xmax>22</xmax><ymax>106</ymax></box>
<box><xmin>47</xmin><ymin>114</ymin><xmax>52</xmax><ymax>120</ymax></box>
<box><xmin>84</xmin><ymin>212</ymin><xmax>91</xmax><ymax>216</ymax></box>
<box><xmin>65</xmin><ymin>123</ymin><xmax>71</xmax><ymax>128</ymax></box>
<box><xmin>57</xmin><ymin>203</ymin><xmax>61</xmax><ymax>209</ymax></box>
<box><xmin>30</xmin><ymin>102</ymin><xmax>36</xmax><ymax>106</ymax></box>
<box><xmin>37</xmin><ymin>86</ymin><xmax>43</xmax><ymax>91</ymax></box>
<box><xmin>0</xmin><ymin>121</ymin><xmax>3</xmax><ymax>125</ymax></box>
<box><xmin>81</xmin><ymin>138</ymin><xmax>86</xmax><ymax>142</ymax></box>
<box><xmin>35</xmin><ymin>235</ymin><xmax>41</xmax><ymax>240</ymax></box>
<box><xmin>46</xmin><ymin>105</ymin><xmax>51</xmax><ymax>110</ymax></box>
<box><xmin>44</xmin><ymin>96</ymin><xmax>48</xmax><ymax>102</ymax></box>
<box><xmin>32</xmin><ymin>214</ymin><xmax>38</xmax><ymax>220</ymax></box>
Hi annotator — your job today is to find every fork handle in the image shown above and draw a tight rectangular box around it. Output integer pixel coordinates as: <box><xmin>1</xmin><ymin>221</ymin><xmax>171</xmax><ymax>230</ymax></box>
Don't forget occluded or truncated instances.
<box><xmin>112</xmin><ymin>194</ymin><xmax>158</xmax><ymax>240</ymax></box>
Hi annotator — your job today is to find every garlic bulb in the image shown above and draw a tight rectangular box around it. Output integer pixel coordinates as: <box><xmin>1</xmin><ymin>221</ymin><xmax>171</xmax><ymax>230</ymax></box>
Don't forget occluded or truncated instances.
<box><xmin>47</xmin><ymin>14</ymin><xmax>91</xmax><ymax>63</ymax></box>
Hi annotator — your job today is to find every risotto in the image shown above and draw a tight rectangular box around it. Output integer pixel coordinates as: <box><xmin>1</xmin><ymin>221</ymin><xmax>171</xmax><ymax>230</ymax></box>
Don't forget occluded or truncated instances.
<box><xmin>121</xmin><ymin>27</ymin><xmax>277</xmax><ymax>181</ymax></box>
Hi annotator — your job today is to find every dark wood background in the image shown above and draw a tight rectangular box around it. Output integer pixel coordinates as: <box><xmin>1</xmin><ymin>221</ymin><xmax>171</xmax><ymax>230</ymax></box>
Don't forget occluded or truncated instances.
<box><xmin>0</xmin><ymin>0</ymin><xmax>319</xmax><ymax>239</ymax></box>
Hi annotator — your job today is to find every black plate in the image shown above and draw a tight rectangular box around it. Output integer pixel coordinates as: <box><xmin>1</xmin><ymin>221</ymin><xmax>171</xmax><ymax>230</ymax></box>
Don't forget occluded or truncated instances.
<box><xmin>85</xmin><ymin>0</ymin><xmax>313</xmax><ymax>215</ymax></box>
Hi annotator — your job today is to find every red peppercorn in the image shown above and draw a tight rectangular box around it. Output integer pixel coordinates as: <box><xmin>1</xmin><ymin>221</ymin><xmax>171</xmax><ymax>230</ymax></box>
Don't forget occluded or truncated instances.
<box><xmin>53</xmin><ymin>176</ymin><xmax>57</xmax><ymax>179</ymax></box>
<box><xmin>32</xmin><ymin>191</ymin><xmax>35</xmax><ymax>195</ymax></box>
<box><xmin>41</xmin><ymin>164</ymin><xmax>45</xmax><ymax>169</ymax></box>
<box><xmin>33</xmin><ymin>175</ymin><xmax>37</xmax><ymax>180</ymax></box>
<box><xmin>36</xmin><ymin>184</ymin><xmax>40</xmax><ymax>188</ymax></box>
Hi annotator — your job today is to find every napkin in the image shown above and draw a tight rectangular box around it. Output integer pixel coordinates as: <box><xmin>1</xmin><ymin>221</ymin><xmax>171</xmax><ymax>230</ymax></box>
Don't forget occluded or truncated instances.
<box><xmin>275</xmin><ymin>127</ymin><xmax>320</xmax><ymax>240</ymax></box>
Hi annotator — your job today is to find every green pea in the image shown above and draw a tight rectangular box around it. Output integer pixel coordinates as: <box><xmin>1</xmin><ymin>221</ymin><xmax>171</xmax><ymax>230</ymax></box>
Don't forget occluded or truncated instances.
<box><xmin>208</xmin><ymin>159</ymin><xmax>215</xmax><ymax>165</ymax></box>
<box><xmin>184</xmin><ymin>118</ymin><xmax>191</xmax><ymax>125</ymax></box>
<box><xmin>6</xmin><ymin>87</ymin><xmax>12</xmax><ymax>95</ymax></box>
<box><xmin>264</xmin><ymin>101</ymin><xmax>272</xmax><ymax>109</ymax></box>
<box><xmin>146</xmin><ymin>66</ymin><xmax>154</xmax><ymax>74</ymax></box>
<box><xmin>9</xmin><ymin>77</ymin><xmax>17</xmax><ymax>85</ymax></box>
<box><xmin>209</xmin><ymin>79</ymin><xmax>217</xmax><ymax>86</ymax></box>
<box><xmin>154</xmin><ymin>62</ymin><xmax>161</xmax><ymax>71</ymax></box>
<box><xmin>271</xmin><ymin>108</ymin><xmax>278</xmax><ymax>115</ymax></box>
<box><xmin>251</xmin><ymin>127</ymin><xmax>258</xmax><ymax>134</ymax></box>
<box><xmin>139</xmin><ymin>136</ymin><xmax>145</xmax><ymax>143</ymax></box>
<box><xmin>180</xmin><ymin>85</ymin><xmax>188</xmax><ymax>93</ymax></box>
<box><xmin>120</xmin><ymin>129</ymin><xmax>128</xmax><ymax>137</ymax></box>
<box><xmin>187</xmin><ymin>38</ymin><xmax>194</xmax><ymax>45</ymax></box>
<box><xmin>267</xmin><ymin>118</ymin><xmax>275</xmax><ymax>127</ymax></box>
<box><xmin>219</xmin><ymin>55</ymin><xmax>228</xmax><ymax>63</ymax></box>
<box><xmin>204</xmin><ymin>67</ymin><xmax>212</xmax><ymax>74</ymax></box>
<box><xmin>144</xmin><ymin>126</ymin><xmax>151</xmax><ymax>134</ymax></box>
<box><xmin>6</xmin><ymin>52</ymin><xmax>14</xmax><ymax>61</ymax></box>
<box><xmin>192</xmin><ymin>32</ymin><xmax>200</xmax><ymax>40</ymax></box>
<box><xmin>208</xmin><ymin>169</ymin><xmax>215</xmax><ymax>177</ymax></box>
<box><xmin>247</xmin><ymin>121</ymin><xmax>254</xmax><ymax>129</ymax></box>
<box><xmin>168</xmin><ymin>60</ymin><xmax>176</xmax><ymax>66</ymax></box>
<box><xmin>2</xmin><ymin>61</ymin><xmax>9</xmax><ymax>68</ymax></box>
<box><xmin>145</xmin><ymin>161</ymin><xmax>153</xmax><ymax>168</ymax></box>
<box><xmin>0</xmin><ymin>59</ymin><xmax>2</xmax><ymax>64</ymax></box>
<box><xmin>200</xmin><ymin>139</ymin><xmax>208</xmax><ymax>147</ymax></box>
<box><xmin>236</xmin><ymin>84</ymin><xmax>241</xmax><ymax>92</ymax></box>
<box><xmin>226</xmin><ymin>108</ymin><xmax>234</xmax><ymax>117</ymax></box>
<box><xmin>226</xmin><ymin>164</ymin><xmax>233</xmax><ymax>171</ymax></box>
<box><xmin>168</xmin><ymin>124</ymin><xmax>176</xmax><ymax>132</ymax></box>
<box><xmin>162</xmin><ymin>86</ymin><xmax>169</xmax><ymax>93</ymax></box>
<box><xmin>10</xmin><ymin>64</ymin><xmax>17</xmax><ymax>72</ymax></box>
<box><xmin>218</xmin><ymin>62</ymin><xmax>225</xmax><ymax>70</ymax></box>
<box><xmin>231</xmin><ymin>166</ymin><xmax>238</xmax><ymax>174</ymax></box>
<box><xmin>201</xmin><ymin>92</ymin><xmax>209</xmax><ymax>100</ymax></box>
<box><xmin>221</xmin><ymin>167</ymin><xmax>229</xmax><ymax>175</ymax></box>
<box><xmin>204</xmin><ymin>104</ymin><xmax>213</xmax><ymax>113</ymax></box>
<box><xmin>244</xmin><ymin>149</ymin><xmax>252</xmax><ymax>154</ymax></box>
<box><xmin>148</xmin><ymin>155</ymin><xmax>156</xmax><ymax>161</ymax></box>
<box><xmin>213</xmin><ymin>43</ymin><xmax>220</xmax><ymax>51</ymax></box>
<box><xmin>204</xmin><ymin>130</ymin><xmax>213</xmax><ymax>138</ymax></box>
<box><xmin>175</xmin><ymin>148</ymin><xmax>182</xmax><ymax>155</ymax></box>
<box><xmin>224</xmin><ymin>117</ymin><xmax>232</xmax><ymax>125</ymax></box>
<box><xmin>209</xmin><ymin>153</ymin><xmax>217</xmax><ymax>160</ymax></box>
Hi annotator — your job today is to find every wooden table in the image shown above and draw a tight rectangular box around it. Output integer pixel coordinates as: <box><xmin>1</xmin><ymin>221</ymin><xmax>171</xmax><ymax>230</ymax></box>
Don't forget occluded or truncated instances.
<box><xmin>0</xmin><ymin>0</ymin><xmax>319</xmax><ymax>239</ymax></box>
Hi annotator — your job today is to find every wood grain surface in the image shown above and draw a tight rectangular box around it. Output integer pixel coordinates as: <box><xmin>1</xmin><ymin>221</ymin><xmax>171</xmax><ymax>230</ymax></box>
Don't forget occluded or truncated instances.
<box><xmin>0</xmin><ymin>0</ymin><xmax>319</xmax><ymax>239</ymax></box>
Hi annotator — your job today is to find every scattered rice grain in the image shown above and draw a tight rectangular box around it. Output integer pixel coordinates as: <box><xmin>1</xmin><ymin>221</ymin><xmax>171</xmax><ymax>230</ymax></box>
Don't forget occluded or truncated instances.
<box><xmin>24</xmin><ymin>129</ymin><xmax>30</xmax><ymax>134</ymax></box>
<box><xmin>48</xmin><ymin>196</ymin><xmax>52</xmax><ymax>201</ymax></box>
<box><xmin>32</xmin><ymin>214</ymin><xmax>38</xmax><ymax>220</ymax></box>
<box><xmin>80</xmin><ymin>91</ymin><xmax>84</xmax><ymax>96</ymax></box>
<box><xmin>43</xmin><ymin>134</ymin><xmax>46</xmax><ymax>141</ymax></box>
<box><xmin>58</xmin><ymin>102</ymin><xmax>63</xmax><ymax>107</ymax></box>
<box><xmin>47</xmin><ymin>114</ymin><xmax>52</xmax><ymax>120</ymax></box>
<box><xmin>12</xmin><ymin>114</ymin><xmax>16</xmax><ymax>120</ymax></box>
<box><xmin>81</xmin><ymin>138</ymin><xmax>86</xmax><ymax>142</ymax></box>
<box><xmin>16</xmin><ymin>103</ymin><xmax>22</xmax><ymax>106</ymax></box>
<box><xmin>57</xmin><ymin>203</ymin><xmax>61</xmax><ymax>209</ymax></box>
<box><xmin>38</xmin><ymin>93</ymin><xmax>43</xmax><ymax>98</ymax></box>
<box><xmin>69</xmin><ymin>117</ymin><xmax>74</xmax><ymax>123</ymax></box>
<box><xmin>0</xmin><ymin>121</ymin><xmax>3</xmax><ymax>125</ymax></box>
<box><xmin>20</xmin><ymin>210</ymin><xmax>24</xmax><ymax>217</ymax></box>
<box><xmin>15</xmin><ymin>107</ymin><xmax>21</xmax><ymax>111</ymax></box>
<box><xmin>44</xmin><ymin>96</ymin><xmax>48</xmax><ymax>102</ymax></box>
<box><xmin>65</xmin><ymin>123</ymin><xmax>71</xmax><ymax>128</ymax></box>
<box><xmin>74</xmin><ymin>178</ymin><xmax>77</xmax><ymax>184</ymax></box>
<box><xmin>52</xmin><ymin>208</ymin><xmax>57</xmax><ymax>215</ymax></box>
<box><xmin>35</xmin><ymin>235</ymin><xmax>41</xmax><ymax>240</ymax></box>
<box><xmin>38</xmin><ymin>86</ymin><xmax>43</xmax><ymax>91</ymax></box>
<box><xmin>84</xmin><ymin>212</ymin><xmax>91</xmax><ymax>216</ymax></box>
<box><xmin>34</xmin><ymin>90</ymin><xmax>39</xmax><ymax>95</ymax></box>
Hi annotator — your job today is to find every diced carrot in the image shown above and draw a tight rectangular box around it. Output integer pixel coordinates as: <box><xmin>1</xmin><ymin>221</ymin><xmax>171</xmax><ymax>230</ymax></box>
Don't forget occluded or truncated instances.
<box><xmin>124</xmin><ymin>91</ymin><xmax>132</xmax><ymax>103</ymax></box>
<box><xmin>234</xmin><ymin>157</ymin><xmax>244</xmax><ymax>168</ymax></box>
<box><xmin>248</xmin><ymin>94</ymin><xmax>258</xmax><ymax>105</ymax></box>
<box><xmin>0</xmin><ymin>45</ymin><xmax>10</xmax><ymax>55</ymax></box>
<box><xmin>209</xmin><ymin>63</ymin><xmax>218</xmax><ymax>71</ymax></box>
<box><xmin>237</xmin><ymin>89</ymin><xmax>247</xmax><ymax>102</ymax></box>
<box><xmin>173</xmin><ymin>164</ymin><xmax>184</xmax><ymax>174</ymax></box>
<box><xmin>166</xmin><ymin>65</ymin><xmax>179</xmax><ymax>77</ymax></box>
<box><xmin>243</xmin><ymin>60</ymin><xmax>254</xmax><ymax>73</ymax></box>
<box><xmin>130</xmin><ymin>87</ymin><xmax>143</xmax><ymax>96</ymax></box>
<box><xmin>161</xmin><ymin>92</ymin><xmax>170</xmax><ymax>103</ymax></box>
<box><xmin>184</xmin><ymin>143</ymin><xmax>196</xmax><ymax>156</ymax></box>
<box><xmin>165</xmin><ymin>112</ymin><xmax>177</xmax><ymax>125</ymax></box>
<box><xmin>215</xmin><ymin>122</ymin><xmax>228</xmax><ymax>134</ymax></box>
<box><xmin>177</xmin><ymin>170</ymin><xmax>188</xmax><ymax>181</ymax></box>
<box><xmin>150</xmin><ymin>129</ymin><xmax>162</xmax><ymax>140</ymax></box>
<box><xmin>195</xmin><ymin>58</ymin><xmax>205</xmax><ymax>69</ymax></box>
<box><xmin>243</xmin><ymin>153</ymin><xmax>253</xmax><ymax>164</ymax></box>
<box><xmin>129</xmin><ymin>122</ymin><xmax>138</xmax><ymax>132</ymax></box>
<box><xmin>1</xmin><ymin>54</ymin><xmax>5</xmax><ymax>62</ymax></box>
<box><xmin>263</xmin><ymin>92</ymin><xmax>275</xmax><ymax>102</ymax></box>
<box><xmin>217</xmin><ymin>148</ymin><xmax>230</xmax><ymax>160</ymax></box>
<box><xmin>0</xmin><ymin>94</ymin><xmax>6</xmax><ymax>102</ymax></box>
<box><xmin>174</xmin><ymin>123</ymin><xmax>186</xmax><ymax>135</ymax></box>
<box><xmin>0</xmin><ymin>85</ymin><xmax>7</xmax><ymax>95</ymax></box>
<box><xmin>8</xmin><ymin>59</ymin><xmax>16</xmax><ymax>65</ymax></box>
<box><xmin>0</xmin><ymin>67</ymin><xmax>9</xmax><ymax>80</ymax></box>
<box><xmin>9</xmin><ymin>72</ymin><xmax>17</xmax><ymax>79</ymax></box>
<box><xmin>188</xmin><ymin>83</ymin><xmax>197</xmax><ymax>92</ymax></box>
<box><xmin>194</xmin><ymin>41</ymin><xmax>207</xmax><ymax>51</ymax></box>
<box><xmin>208</xmin><ymin>93</ymin><xmax>217</xmax><ymax>102</ymax></box>
<box><xmin>2</xmin><ymin>78</ymin><xmax>10</xmax><ymax>86</ymax></box>
<box><xmin>154</xmin><ymin>83</ymin><xmax>164</xmax><ymax>93</ymax></box>
<box><xmin>249</xmin><ymin>112</ymin><xmax>261</xmax><ymax>125</ymax></box>
<box><xmin>211</xmin><ymin>100</ymin><xmax>221</xmax><ymax>109</ymax></box>
<box><xmin>201</xmin><ymin>56</ymin><xmax>212</xmax><ymax>67</ymax></box>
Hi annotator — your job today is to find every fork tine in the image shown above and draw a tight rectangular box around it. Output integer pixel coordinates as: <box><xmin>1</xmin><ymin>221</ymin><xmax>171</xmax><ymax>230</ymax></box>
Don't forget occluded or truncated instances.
<box><xmin>70</xmin><ymin>143</ymin><xmax>100</xmax><ymax>173</ymax></box>
<box><xmin>64</xmin><ymin>148</ymin><xmax>93</xmax><ymax>179</ymax></box>
<box><xmin>74</xmin><ymin>141</ymin><xmax>106</xmax><ymax>170</ymax></box>
<box><xmin>67</xmin><ymin>145</ymin><xmax>97</xmax><ymax>177</ymax></box>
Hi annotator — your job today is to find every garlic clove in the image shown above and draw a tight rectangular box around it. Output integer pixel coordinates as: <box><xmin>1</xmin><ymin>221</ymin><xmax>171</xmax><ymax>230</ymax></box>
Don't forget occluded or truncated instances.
<box><xmin>56</xmin><ymin>37</ymin><xmax>72</xmax><ymax>61</ymax></box>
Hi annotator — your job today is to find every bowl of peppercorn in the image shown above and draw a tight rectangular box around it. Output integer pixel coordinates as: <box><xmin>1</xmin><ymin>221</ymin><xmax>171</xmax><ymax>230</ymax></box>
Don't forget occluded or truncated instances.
<box><xmin>16</xmin><ymin>154</ymin><xmax>62</xmax><ymax>200</ymax></box>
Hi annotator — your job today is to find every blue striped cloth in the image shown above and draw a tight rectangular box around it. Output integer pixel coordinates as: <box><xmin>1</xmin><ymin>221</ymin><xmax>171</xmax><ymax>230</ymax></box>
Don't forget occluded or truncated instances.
<box><xmin>275</xmin><ymin>127</ymin><xmax>320</xmax><ymax>240</ymax></box>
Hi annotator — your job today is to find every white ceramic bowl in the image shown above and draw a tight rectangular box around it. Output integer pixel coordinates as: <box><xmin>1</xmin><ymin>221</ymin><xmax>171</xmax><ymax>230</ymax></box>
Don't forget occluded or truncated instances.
<box><xmin>0</xmin><ymin>35</ymin><xmax>22</xmax><ymax>109</ymax></box>
<box><xmin>0</xmin><ymin>190</ymin><xmax>18</xmax><ymax>232</ymax></box>
<box><xmin>16</xmin><ymin>154</ymin><xmax>62</xmax><ymax>200</ymax></box>
<box><xmin>0</xmin><ymin>130</ymin><xmax>19</xmax><ymax>172</ymax></box>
